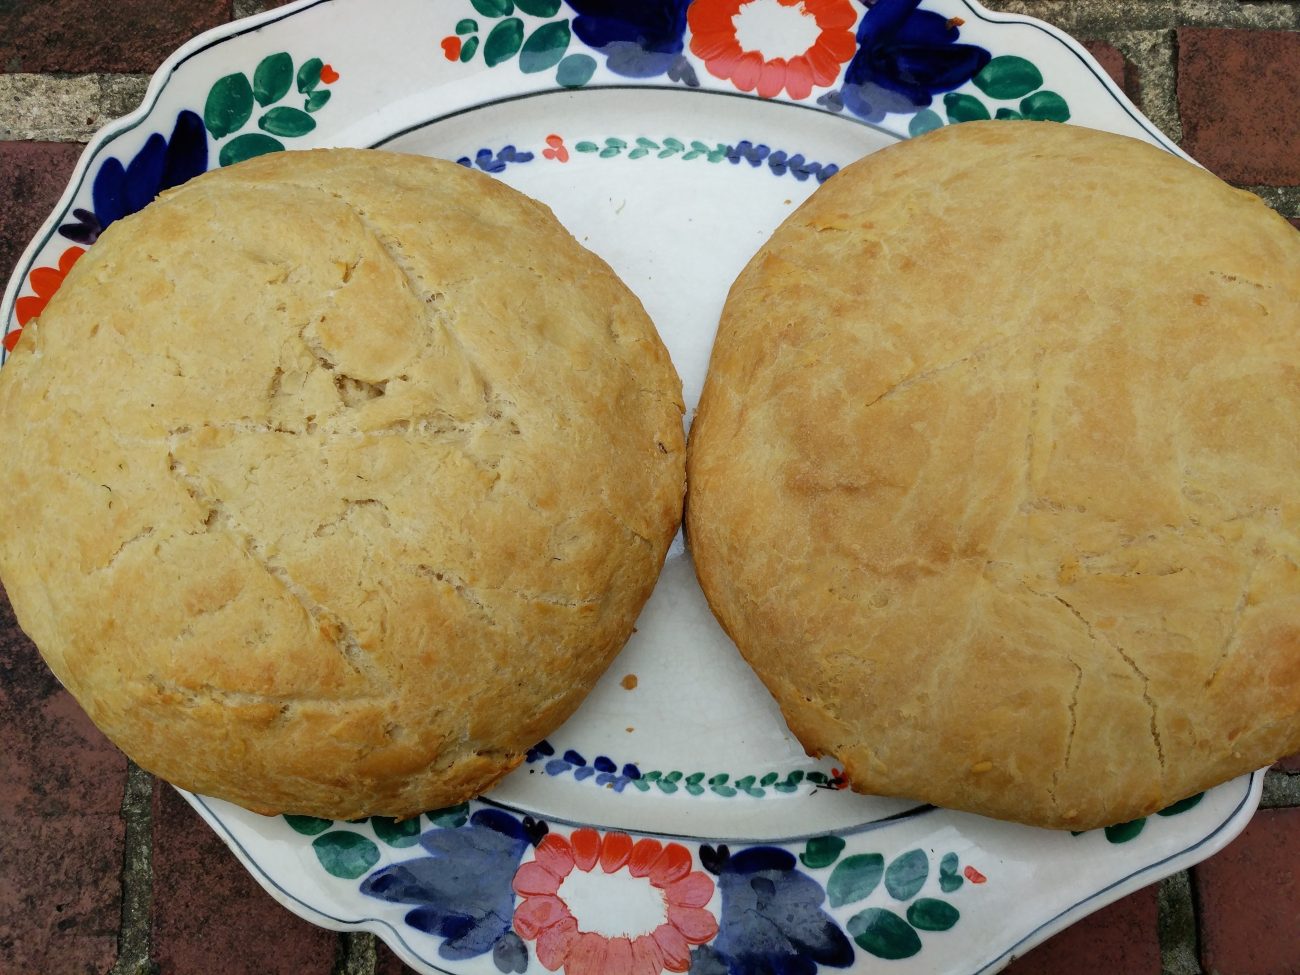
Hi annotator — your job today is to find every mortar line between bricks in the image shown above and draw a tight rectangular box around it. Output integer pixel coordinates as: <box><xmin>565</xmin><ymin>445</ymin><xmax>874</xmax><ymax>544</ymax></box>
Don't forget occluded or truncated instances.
<box><xmin>333</xmin><ymin>931</ymin><xmax>378</xmax><ymax>975</ymax></box>
<box><xmin>1157</xmin><ymin>870</ymin><xmax>1205</xmax><ymax>975</ymax></box>
<box><xmin>109</xmin><ymin>762</ymin><xmax>156</xmax><ymax>975</ymax></box>
<box><xmin>981</xmin><ymin>0</ymin><xmax>1300</xmax><ymax>32</ymax></box>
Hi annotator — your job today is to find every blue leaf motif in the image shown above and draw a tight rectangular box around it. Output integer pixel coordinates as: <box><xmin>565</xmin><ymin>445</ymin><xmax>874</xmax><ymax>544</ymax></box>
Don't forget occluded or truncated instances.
<box><xmin>564</xmin><ymin>0</ymin><xmax>691</xmax><ymax>78</ymax></box>
<box><xmin>841</xmin><ymin>0</ymin><xmax>991</xmax><ymax>123</ymax></box>
<box><xmin>699</xmin><ymin>846</ymin><xmax>854</xmax><ymax>975</ymax></box>
<box><xmin>360</xmin><ymin>809</ymin><xmax>530</xmax><ymax>961</ymax></box>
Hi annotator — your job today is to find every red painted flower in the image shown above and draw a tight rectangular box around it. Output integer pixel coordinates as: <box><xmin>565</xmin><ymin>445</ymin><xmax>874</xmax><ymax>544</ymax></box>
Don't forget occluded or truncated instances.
<box><xmin>512</xmin><ymin>829</ymin><xmax>718</xmax><ymax>975</ymax></box>
<box><xmin>319</xmin><ymin>63</ymin><xmax>340</xmax><ymax>84</ymax></box>
<box><xmin>5</xmin><ymin>245</ymin><xmax>85</xmax><ymax>353</ymax></box>
<box><xmin>440</xmin><ymin>36</ymin><xmax>462</xmax><ymax>61</ymax></box>
<box><xmin>964</xmin><ymin>865</ymin><xmax>987</xmax><ymax>884</ymax></box>
<box><xmin>688</xmin><ymin>0</ymin><xmax>857</xmax><ymax>100</ymax></box>
<box><xmin>543</xmin><ymin>134</ymin><xmax>570</xmax><ymax>163</ymax></box>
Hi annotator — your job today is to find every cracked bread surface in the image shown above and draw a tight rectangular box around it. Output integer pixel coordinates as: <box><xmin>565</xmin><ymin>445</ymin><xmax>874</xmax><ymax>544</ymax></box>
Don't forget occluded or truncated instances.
<box><xmin>686</xmin><ymin>121</ymin><xmax>1300</xmax><ymax>830</ymax></box>
<box><xmin>0</xmin><ymin>148</ymin><xmax>685</xmax><ymax>819</ymax></box>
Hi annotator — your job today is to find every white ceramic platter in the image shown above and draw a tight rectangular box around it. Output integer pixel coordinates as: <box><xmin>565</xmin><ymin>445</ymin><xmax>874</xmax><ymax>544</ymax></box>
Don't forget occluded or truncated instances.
<box><xmin>2</xmin><ymin>1</ymin><xmax>1263</xmax><ymax>973</ymax></box>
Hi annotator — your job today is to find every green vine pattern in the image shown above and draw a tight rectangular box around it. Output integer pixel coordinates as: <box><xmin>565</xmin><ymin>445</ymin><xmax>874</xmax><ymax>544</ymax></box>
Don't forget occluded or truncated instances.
<box><xmin>203</xmin><ymin>52</ymin><xmax>337</xmax><ymax>167</ymax></box>
<box><xmin>576</xmin><ymin>136</ymin><xmax>729</xmax><ymax>162</ymax></box>
<box><xmin>447</xmin><ymin>0</ymin><xmax>597</xmax><ymax>88</ymax></box>
<box><xmin>908</xmin><ymin>55</ymin><xmax>1071</xmax><ymax>137</ymax></box>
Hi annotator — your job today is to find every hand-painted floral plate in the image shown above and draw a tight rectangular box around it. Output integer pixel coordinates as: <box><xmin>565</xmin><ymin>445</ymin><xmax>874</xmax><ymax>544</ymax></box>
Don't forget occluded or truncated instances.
<box><xmin>2</xmin><ymin>1</ymin><xmax>1264</xmax><ymax>972</ymax></box>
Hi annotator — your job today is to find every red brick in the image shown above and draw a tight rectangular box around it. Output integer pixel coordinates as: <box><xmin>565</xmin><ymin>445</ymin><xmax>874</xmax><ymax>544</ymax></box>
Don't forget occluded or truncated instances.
<box><xmin>1178</xmin><ymin>29</ymin><xmax>1300</xmax><ymax>186</ymax></box>
<box><xmin>1002</xmin><ymin>886</ymin><xmax>1160</xmax><ymax>975</ymax></box>
<box><xmin>377</xmin><ymin>942</ymin><xmax>421</xmax><ymax>974</ymax></box>
<box><xmin>1197</xmin><ymin>808</ymin><xmax>1300</xmax><ymax>975</ymax></box>
<box><xmin>1081</xmin><ymin>39</ymin><xmax>1140</xmax><ymax>106</ymax></box>
<box><xmin>1276</xmin><ymin>751</ymin><xmax>1300</xmax><ymax>773</ymax></box>
<box><xmin>152</xmin><ymin>785</ymin><xmax>338</xmax><ymax>975</ymax></box>
<box><xmin>0</xmin><ymin>1</ymin><xmax>231</xmax><ymax>74</ymax></box>
<box><xmin>0</xmin><ymin>584</ymin><xmax>126</xmax><ymax>975</ymax></box>
<box><xmin>0</xmin><ymin>141</ymin><xmax>83</xmax><ymax>292</ymax></box>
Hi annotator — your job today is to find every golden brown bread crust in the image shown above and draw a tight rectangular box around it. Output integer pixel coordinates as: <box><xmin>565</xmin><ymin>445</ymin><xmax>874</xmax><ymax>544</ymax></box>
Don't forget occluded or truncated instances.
<box><xmin>686</xmin><ymin>120</ymin><xmax>1300</xmax><ymax>830</ymax></box>
<box><xmin>0</xmin><ymin>148</ymin><xmax>685</xmax><ymax>819</ymax></box>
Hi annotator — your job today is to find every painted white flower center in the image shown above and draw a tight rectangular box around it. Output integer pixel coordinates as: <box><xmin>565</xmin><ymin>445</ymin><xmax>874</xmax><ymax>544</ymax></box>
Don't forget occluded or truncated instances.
<box><xmin>732</xmin><ymin>0</ymin><xmax>823</xmax><ymax>61</ymax></box>
<box><xmin>558</xmin><ymin>868</ymin><xmax>668</xmax><ymax>938</ymax></box>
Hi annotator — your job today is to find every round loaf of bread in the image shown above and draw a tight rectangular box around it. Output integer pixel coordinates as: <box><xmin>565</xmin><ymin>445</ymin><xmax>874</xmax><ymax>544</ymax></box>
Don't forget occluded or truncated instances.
<box><xmin>0</xmin><ymin>148</ymin><xmax>684</xmax><ymax>819</ymax></box>
<box><xmin>687</xmin><ymin>121</ymin><xmax>1300</xmax><ymax>830</ymax></box>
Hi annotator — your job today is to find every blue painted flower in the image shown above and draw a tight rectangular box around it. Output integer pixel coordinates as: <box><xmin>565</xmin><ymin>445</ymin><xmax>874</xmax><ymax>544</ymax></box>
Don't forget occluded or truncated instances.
<box><xmin>60</xmin><ymin>110</ymin><xmax>208</xmax><ymax>245</ymax></box>
<box><xmin>691</xmin><ymin>846</ymin><xmax>854</xmax><ymax>975</ymax></box>
<box><xmin>564</xmin><ymin>0</ymin><xmax>694</xmax><ymax>80</ymax></box>
<box><xmin>840</xmin><ymin>0</ymin><xmax>991</xmax><ymax>121</ymax></box>
<box><xmin>360</xmin><ymin>809</ymin><xmax>535</xmax><ymax>967</ymax></box>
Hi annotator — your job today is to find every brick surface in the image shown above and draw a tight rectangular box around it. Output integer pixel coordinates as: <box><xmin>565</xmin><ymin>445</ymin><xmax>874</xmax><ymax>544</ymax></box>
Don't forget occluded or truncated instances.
<box><xmin>0</xmin><ymin>1</ymin><xmax>231</xmax><ymax>74</ymax></box>
<box><xmin>377</xmin><ymin>943</ymin><xmax>421</xmax><ymax>975</ymax></box>
<box><xmin>0</xmin><ymin>584</ymin><xmax>126</xmax><ymax>975</ymax></box>
<box><xmin>1002</xmin><ymin>886</ymin><xmax>1160</xmax><ymax>975</ymax></box>
<box><xmin>1276</xmin><ymin>752</ymin><xmax>1300</xmax><ymax>773</ymax></box>
<box><xmin>1178</xmin><ymin>28</ymin><xmax>1300</xmax><ymax>186</ymax></box>
<box><xmin>152</xmin><ymin>785</ymin><xmax>337</xmax><ymax>975</ymax></box>
<box><xmin>1081</xmin><ymin>38</ymin><xmax>1140</xmax><ymax>105</ymax></box>
<box><xmin>0</xmin><ymin>141</ymin><xmax>83</xmax><ymax>290</ymax></box>
<box><xmin>1197</xmin><ymin>808</ymin><xmax>1300</xmax><ymax>975</ymax></box>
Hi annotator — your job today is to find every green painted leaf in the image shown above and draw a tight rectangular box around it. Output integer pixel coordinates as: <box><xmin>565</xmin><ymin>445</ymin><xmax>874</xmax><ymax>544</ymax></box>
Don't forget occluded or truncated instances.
<box><xmin>706</xmin><ymin>147</ymin><xmax>728</xmax><ymax>163</ymax></box>
<box><xmin>885</xmin><ymin>849</ymin><xmax>929</xmax><ymax>901</ymax></box>
<box><xmin>1104</xmin><ymin>818</ymin><xmax>1146</xmax><ymax>844</ymax></box>
<box><xmin>519</xmin><ymin>20</ymin><xmax>570</xmax><ymax>74</ymax></box>
<box><xmin>908</xmin><ymin>898</ymin><xmax>960</xmax><ymax>932</ymax></box>
<box><xmin>1020</xmin><ymin>90</ymin><xmax>1070</xmax><ymax>122</ymax></box>
<box><xmin>605</xmin><ymin>138</ymin><xmax>628</xmax><ymax>149</ymax></box>
<box><xmin>283</xmin><ymin>814</ymin><xmax>332</xmax><ymax>836</ymax></box>
<box><xmin>662</xmin><ymin>137</ymin><xmax>685</xmax><ymax>151</ymax></box>
<box><xmin>995</xmin><ymin>108</ymin><xmax>1022</xmax><ymax>120</ymax></box>
<box><xmin>312</xmin><ymin>831</ymin><xmax>380</xmax><ymax>879</ymax></box>
<box><xmin>471</xmin><ymin>0</ymin><xmax>513</xmax><ymax>15</ymax></box>
<box><xmin>304</xmin><ymin>89</ymin><xmax>331</xmax><ymax>113</ymax></box>
<box><xmin>681</xmin><ymin>150</ymin><xmax>702</xmax><ymax>160</ymax></box>
<box><xmin>938</xmin><ymin>852</ymin><xmax>963</xmax><ymax>893</ymax></box>
<box><xmin>973</xmin><ymin>55</ymin><xmax>1043</xmax><ymax>100</ymax></box>
<box><xmin>484</xmin><ymin>16</ymin><xmax>524</xmax><ymax>65</ymax></box>
<box><xmin>371</xmin><ymin>816</ymin><xmax>421</xmax><ymax>848</ymax></box>
<box><xmin>641</xmin><ymin>770</ymin><xmax>662</xmax><ymax>782</ymax></box>
<box><xmin>806</xmin><ymin>771</ymin><xmax>829</xmax><ymax>785</ymax></box>
<box><xmin>683</xmin><ymin>771</ymin><xmax>704</xmax><ymax>785</ymax></box>
<box><xmin>708</xmin><ymin>773</ymin><xmax>730</xmax><ymax>785</ymax></box>
<box><xmin>773</xmin><ymin>780</ymin><xmax>798</xmax><ymax>793</ymax></box>
<box><xmin>636</xmin><ymin>137</ymin><xmax>659</xmax><ymax>149</ymax></box>
<box><xmin>685</xmin><ymin>783</ymin><xmax>705</xmax><ymax>796</ymax></box>
<box><xmin>297</xmin><ymin>57</ymin><xmax>324</xmax><ymax>94</ymax></box>
<box><xmin>800</xmin><ymin>835</ymin><xmax>846</xmax><ymax>869</ymax></box>
<box><xmin>556</xmin><ymin>53</ymin><xmax>596</xmax><ymax>88</ymax></box>
<box><xmin>628</xmin><ymin>147</ymin><xmax>649</xmax><ymax>159</ymax></box>
<box><xmin>259</xmin><ymin>106</ymin><xmax>316</xmax><ymax>138</ymax></box>
<box><xmin>658</xmin><ymin>780</ymin><xmax>679</xmax><ymax>794</ymax></box>
<box><xmin>827</xmin><ymin>853</ymin><xmax>884</xmax><ymax>908</ymax></box>
<box><xmin>219</xmin><ymin>132</ymin><xmax>283</xmax><ymax>167</ymax></box>
<box><xmin>516</xmin><ymin>0</ymin><xmax>562</xmax><ymax>14</ymax></box>
<box><xmin>943</xmin><ymin>92</ymin><xmax>991</xmax><ymax>123</ymax></box>
<box><xmin>735</xmin><ymin>775</ymin><xmax>757</xmax><ymax>792</ymax></box>
<box><xmin>1158</xmin><ymin>793</ymin><xmax>1204</xmax><ymax>816</ymax></box>
<box><xmin>908</xmin><ymin>108</ymin><xmax>944</xmax><ymax>137</ymax></box>
<box><xmin>632</xmin><ymin>778</ymin><xmax>651</xmax><ymax>792</ymax></box>
<box><xmin>711</xmin><ymin>784</ymin><xmax>737</xmax><ymax>797</ymax></box>
<box><xmin>664</xmin><ymin>771</ymin><xmax>683</xmax><ymax>783</ymax></box>
<box><xmin>460</xmin><ymin>36</ymin><xmax>481</xmax><ymax>62</ymax></box>
<box><xmin>760</xmin><ymin>772</ymin><xmax>779</xmax><ymax>787</ymax></box>
<box><xmin>848</xmin><ymin>907</ymin><xmax>923</xmax><ymax>960</ymax></box>
<box><xmin>253</xmin><ymin>53</ymin><xmax>294</xmax><ymax>107</ymax></box>
<box><xmin>205</xmin><ymin>72</ymin><xmax>254</xmax><ymax>139</ymax></box>
<box><xmin>456</xmin><ymin>18</ymin><xmax>479</xmax><ymax>34</ymax></box>
<box><xmin>427</xmin><ymin>803</ymin><xmax>469</xmax><ymax>828</ymax></box>
<box><xmin>575</xmin><ymin>141</ymin><xmax>599</xmax><ymax>153</ymax></box>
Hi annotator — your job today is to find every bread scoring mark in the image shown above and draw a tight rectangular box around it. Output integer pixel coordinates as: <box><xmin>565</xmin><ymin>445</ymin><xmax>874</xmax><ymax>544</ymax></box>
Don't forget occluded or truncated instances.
<box><xmin>1042</xmin><ymin>587</ymin><xmax>1166</xmax><ymax>773</ymax></box>
<box><xmin>94</xmin><ymin>525</ymin><xmax>157</xmax><ymax>573</ymax></box>
<box><xmin>165</xmin><ymin>450</ymin><xmax>392</xmax><ymax>692</ymax></box>
<box><xmin>1205</xmin><ymin>551</ymin><xmax>1264</xmax><ymax>689</ymax></box>
<box><xmin>141</xmin><ymin>676</ymin><xmax>386</xmax><ymax>709</ymax></box>
<box><xmin>860</xmin><ymin>335</ymin><xmax>1019</xmax><ymax>413</ymax></box>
